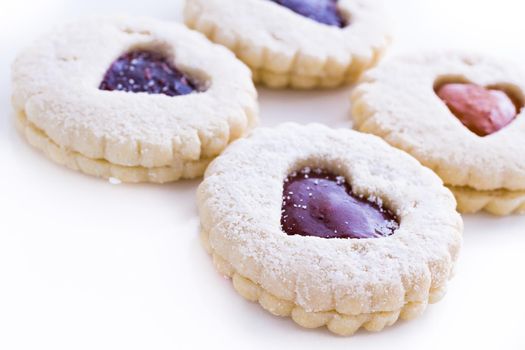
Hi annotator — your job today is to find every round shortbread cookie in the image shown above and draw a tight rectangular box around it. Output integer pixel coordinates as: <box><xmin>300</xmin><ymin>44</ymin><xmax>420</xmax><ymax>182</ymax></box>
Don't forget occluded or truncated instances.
<box><xmin>197</xmin><ymin>123</ymin><xmax>462</xmax><ymax>335</ymax></box>
<box><xmin>184</xmin><ymin>0</ymin><xmax>390</xmax><ymax>89</ymax></box>
<box><xmin>351</xmin><ymin>52</ymin><xmax>525</xmax><ymax>213</ymax></box>
<box><xmin>12</xmin><ymin>16</ymin><xmax>258</xmax><ymax>183</ymax></box>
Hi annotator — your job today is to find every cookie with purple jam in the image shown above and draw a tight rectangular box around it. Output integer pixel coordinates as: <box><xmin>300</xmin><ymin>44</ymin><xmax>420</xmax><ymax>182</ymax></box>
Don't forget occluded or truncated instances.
<box><xmin>12</xmin><ymin>16</ymin><xmax>258</xmax><ymax>183</ymax></box>
<box><xmin>184</xmin><ymin>0</ymin><xmax>390</xmax><ymax>89</ymax></box>
<box><xmin>197</xmin><ymin>123</ymin><xmax>462</xmax><ymax>336</ymax></box>
<box><xmin>351</xmin><ymin>52</ymin><xmax>525</xmax><ymax>215</ymax></box>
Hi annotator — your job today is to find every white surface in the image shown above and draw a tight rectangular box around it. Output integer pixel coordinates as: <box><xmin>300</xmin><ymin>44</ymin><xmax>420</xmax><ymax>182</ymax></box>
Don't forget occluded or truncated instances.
<box><xmin>0</xmin><ymin>1</ymin><xmax>524</xmax><ymax>349</ymax></box>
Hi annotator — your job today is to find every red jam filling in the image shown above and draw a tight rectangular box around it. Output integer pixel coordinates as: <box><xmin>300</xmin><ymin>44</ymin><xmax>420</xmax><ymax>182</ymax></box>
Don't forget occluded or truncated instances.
<box><xmin>99</xmin><ymin>50</ymin><xmax>197</xmax><ymax>96</ymax></box>
<box><xmin>436</xmin><ymin>83</ymin><xmax>519</xmax><ymax>136</ymax></box>
<box><xmin>281</xmin><ymin>168</ymin><xmax>398</xmax><ymax>239</ymax></box>
<box><xmin>270</xmin><ymin>0</ymin><xmax>345</xmax><ymax>27</ymax></box>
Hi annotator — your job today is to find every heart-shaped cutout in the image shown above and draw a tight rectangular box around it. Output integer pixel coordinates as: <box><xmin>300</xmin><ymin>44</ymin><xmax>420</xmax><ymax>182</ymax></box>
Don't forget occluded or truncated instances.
<box><xmin>435</xmin><ymin>83</ymin><xmax>519</xmax><ymax>137</ymax></box>
<box><xmin>270</xmin><ymin>0</ymin><xmax>345</xmax><ymax>27</ymax></box>
<box><xmin>281</xmin><ymin>167</ymin><xmax>398</xmax><ymax>239</ymax></box>
<box><xmin>100</xmin><ymin>50</ymin><xmax>200</xmax><ymax>96</ymax></box>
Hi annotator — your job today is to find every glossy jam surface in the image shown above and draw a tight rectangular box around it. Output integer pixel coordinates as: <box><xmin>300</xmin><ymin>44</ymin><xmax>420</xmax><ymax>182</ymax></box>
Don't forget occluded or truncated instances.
<box><xmin>270</xmin><ymin>0</ymin><xmax>345</xmax><ymax>27</ymax></box>
<box><xmin>99</xmin><ymin>51</ymin><xmax>197</xmax><ymax>96</ymax></box>
<box><xmin>436</xmin><ymin>83</ymin><xmax>519</xmax><ymax>136</ymax></box>
<box><xmin>281</xmin><ymin>168</ymin><xmax>399</xmax><ymax>239</ymax></box>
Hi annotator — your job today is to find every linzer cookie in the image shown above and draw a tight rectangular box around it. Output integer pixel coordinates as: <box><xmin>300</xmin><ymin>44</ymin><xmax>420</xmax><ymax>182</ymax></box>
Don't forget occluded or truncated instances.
<box><xmin>351</xmin><ymin>52</ymin><xmax>525</xmax><ymax>215</ymax></box>
<box><xmin>11</xmin><ymin>16</ymin><xmax>258</xmax><ymax>183</ymax></box>
<box><xmin>184</xmin><ymin>0</ymin><xmax>390</xmax><ymax>89</ymax></box>
<box><xmin>197</xmin><ymin>123</ymin><xmax>462</xmax><ymax>335</ymax></box>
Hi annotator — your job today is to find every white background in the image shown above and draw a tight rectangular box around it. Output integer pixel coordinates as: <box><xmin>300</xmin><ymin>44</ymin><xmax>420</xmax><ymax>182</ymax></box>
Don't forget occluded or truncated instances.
<box><xmin>1</xmin><ymin>0</ymin><xmax>524</xmax><ymax>349</ymax></box>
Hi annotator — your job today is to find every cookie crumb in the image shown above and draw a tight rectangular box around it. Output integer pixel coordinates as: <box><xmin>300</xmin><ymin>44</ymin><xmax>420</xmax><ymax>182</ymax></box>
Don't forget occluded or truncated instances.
<box><xmin>109</xmin><ymin>177</ymin><xmax>122</xmax><ymax>185</ymax></box>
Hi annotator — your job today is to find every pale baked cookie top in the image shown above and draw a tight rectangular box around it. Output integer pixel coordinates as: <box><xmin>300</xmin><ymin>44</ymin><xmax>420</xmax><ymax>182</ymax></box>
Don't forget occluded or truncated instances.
<box><xmin>185</xmin><ymin>0</ymin><xmax>390</xmax><ymax>88</ymax></box>
<box><xmin>198</xmin><ymin>123</ymin><xmax>462</xmax><ymax>333</ymax></box>
<box><xmin>12</xmin><ymin>16</ymin><xmax>258</xmax><ymax>172</ymax></box>
<box><xmin>352</xmin><ymin>52</ymin><xmax>525</xmax><ymax>191</ymax></box>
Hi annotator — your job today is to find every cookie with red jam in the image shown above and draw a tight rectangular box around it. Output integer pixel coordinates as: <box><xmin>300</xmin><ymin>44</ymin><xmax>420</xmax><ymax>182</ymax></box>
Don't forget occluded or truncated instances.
<box><xmin>197</xmin><ymin>123</ymin><xmax>462</xmax><ymax>335</ymax></box>
<box><xmin>351</xmin><ymin>52</ymin><xmax>525</xmax><ymax>215</ymax></box>
<box><xmin>184</xmin><ymin>0</ymin><xmax>390</xmax><ymax>89</ymax></box>
<box><xmin>12</xmin><ymin>16</ymin><xmax>258</xmax><ymax>183</ymax></box>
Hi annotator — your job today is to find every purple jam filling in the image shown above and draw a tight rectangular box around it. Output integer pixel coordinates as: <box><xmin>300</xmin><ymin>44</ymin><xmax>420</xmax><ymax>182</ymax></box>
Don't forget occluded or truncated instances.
<box><xmin>270</xmin><ymin>0</ymin><xmax>345</xmax><ymax>27</ymax></box>
<box><xmin>281</xmin><ymin>168</ymin><xmax>398</xmax><ymax>239</ymax></box>
<box><xmin>99</xmin><ymin>51</ymin><xmax>198</xmax><ymax>96</ymax></box>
